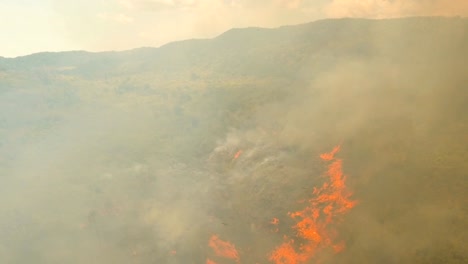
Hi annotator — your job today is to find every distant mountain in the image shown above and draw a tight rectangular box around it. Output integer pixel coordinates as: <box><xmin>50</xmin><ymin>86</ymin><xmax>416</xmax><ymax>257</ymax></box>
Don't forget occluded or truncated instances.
<box><xmin>1</xmin><ymin>17</ymin><xmax>466</xmax><ymax>77</ymax></box>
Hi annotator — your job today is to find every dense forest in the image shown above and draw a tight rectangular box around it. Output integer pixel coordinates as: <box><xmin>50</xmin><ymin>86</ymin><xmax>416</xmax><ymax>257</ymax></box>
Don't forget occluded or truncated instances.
<box><xmin>0</xmin><ymin>17</ymin><xmax>467</xmax><ymax>263</ymax></box>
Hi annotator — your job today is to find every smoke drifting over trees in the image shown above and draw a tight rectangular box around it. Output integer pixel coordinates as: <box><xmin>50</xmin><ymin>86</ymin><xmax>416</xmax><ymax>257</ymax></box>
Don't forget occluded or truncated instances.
<box><xmin>0</xmin><ymin>17</ymin><xmax>467</xmax><ymax>263</ymax></box>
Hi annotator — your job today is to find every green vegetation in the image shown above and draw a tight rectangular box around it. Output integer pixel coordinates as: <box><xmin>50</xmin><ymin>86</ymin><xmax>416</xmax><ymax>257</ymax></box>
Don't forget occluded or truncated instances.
<box><xmin>0</xmin><ymin>17</ymin><xmax>467</xmax><ymax>263</ymax></box>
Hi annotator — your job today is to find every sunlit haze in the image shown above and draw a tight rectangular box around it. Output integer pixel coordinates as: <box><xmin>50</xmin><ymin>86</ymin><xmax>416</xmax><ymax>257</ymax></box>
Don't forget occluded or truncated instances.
<box><xmin>1</xmin><ymin>0</ymin><xmax>467</xmax><ymax>57</ymax></box>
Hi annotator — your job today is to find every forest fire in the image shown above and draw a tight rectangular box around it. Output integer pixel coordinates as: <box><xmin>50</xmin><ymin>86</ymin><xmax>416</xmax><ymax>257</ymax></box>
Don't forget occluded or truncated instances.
<box><xmin>207</xmin><ymin>145</ymin><xmax>356</xmax><ymax>263</ymax></box>
<box><xmin>269</xmin><ymin>145</ymin><xmax>357</xmax><ymax>263</ymax></box>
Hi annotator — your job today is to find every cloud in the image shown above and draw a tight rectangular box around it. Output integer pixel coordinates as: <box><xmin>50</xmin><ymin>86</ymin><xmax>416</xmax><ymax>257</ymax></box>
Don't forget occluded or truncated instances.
<box><xmin>119</xmin><ymin>0</ymin><xmax>198</xmax><ymax>11</ymax></box>
<box><xmin>276</xmin><ymin>0</ymin><xmax>303</xmax><ymax>10</ymax></box>
<box><xmin>97</xmin><ymin>12</ymin><xmax>134</xmax><ymax>23</ymax></box>
<box><xmin>325</xmin><ymin>0</ymin><xmax>468</xmax><ymax>18</ymax></box>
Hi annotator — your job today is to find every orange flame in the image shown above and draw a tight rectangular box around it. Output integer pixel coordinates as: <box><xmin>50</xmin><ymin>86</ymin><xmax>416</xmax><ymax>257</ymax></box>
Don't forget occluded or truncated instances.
<box><xmin>271</xmin><ymin>218</ymin><xmax>279</xmax><ymax>225</ymax></box>
<box><xmin>205</xmin><ymin>145</ymin><xmax>356</xmax><ymax>263</ymax></box>
<box><xmin>233</xmin><ymin>150</ymin><xmax>242</xmax><ymax>160</ymax></box>
<box><xmin>208</xmin><ymin>235</ymin><xmax>240</xmax><ymax>263</ymax></box>
<box><xmin>206</xmin><ymin>259</ymin><xmax>217</xmax><ymax>264</ymax></box>
<box><xmin>270</xmin><ymin>217</ymin><xmax>280</xmax><ymax>233</ymax></box>
<box><xmin>269</xmin><ymin>238</ymin><xmax>306</xmax><ymax>264</ymax></box>
<box><xmin>269</xmin><ymin>145</ymin><xmax>357</xmax><ymax>263</ymax></box>
<box><xmin>319</xmin><ymin>145</ymin><xmax>340</xmax><ymax>161</ymax></box>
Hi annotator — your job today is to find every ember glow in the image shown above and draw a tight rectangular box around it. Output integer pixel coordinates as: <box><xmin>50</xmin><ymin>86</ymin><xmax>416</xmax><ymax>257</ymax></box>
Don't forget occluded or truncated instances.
<box><xmin>269</xmin><ymin>145</ymin><xmax>357</xmax><ymax>263</ymax></box>
<box><xmin>233</xmin><ymin>150</ymin><xmax>243</xmax><ymax>160</ymax></box>
<box><xmin>271</xmin><ymin>218</ymin><xmax>280</xmax><ymax>233</ymax></box>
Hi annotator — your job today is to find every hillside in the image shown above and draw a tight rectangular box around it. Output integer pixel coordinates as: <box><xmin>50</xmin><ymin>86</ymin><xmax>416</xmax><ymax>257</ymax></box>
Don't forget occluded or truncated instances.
<box><xmin>0</xmin><ymin>17</ymin><xmax>467</xmax><ymax>263</ymax></box>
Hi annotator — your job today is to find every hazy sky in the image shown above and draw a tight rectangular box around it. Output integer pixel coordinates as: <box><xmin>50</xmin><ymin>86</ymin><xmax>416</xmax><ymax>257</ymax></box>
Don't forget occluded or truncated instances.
<box><xmin>1</xmin><ymin>0</ymin><xmax>467</xmax><ymax>57</ymax></box>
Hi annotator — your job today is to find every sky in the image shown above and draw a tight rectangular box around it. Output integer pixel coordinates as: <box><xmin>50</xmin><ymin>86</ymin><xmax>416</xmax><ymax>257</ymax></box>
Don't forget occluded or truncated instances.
<box><xmin>0</xmin><ymin>0</ymin><xmax>467</xmax><ymax>57</ymax></box>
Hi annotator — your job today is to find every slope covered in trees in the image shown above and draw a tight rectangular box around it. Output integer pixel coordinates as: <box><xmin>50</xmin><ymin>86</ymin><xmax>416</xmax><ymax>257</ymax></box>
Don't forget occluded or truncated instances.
<box><xmin>0</xmin><ymin>17</ymin><xmax>467</xmax><ymax>263</ymax></box>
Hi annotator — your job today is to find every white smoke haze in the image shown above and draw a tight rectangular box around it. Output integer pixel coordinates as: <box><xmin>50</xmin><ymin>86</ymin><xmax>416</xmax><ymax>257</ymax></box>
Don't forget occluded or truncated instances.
<box><xmin>0</xmin><ymin>16</ymin><xmax>467</xmax><ymax>264</ymax></box>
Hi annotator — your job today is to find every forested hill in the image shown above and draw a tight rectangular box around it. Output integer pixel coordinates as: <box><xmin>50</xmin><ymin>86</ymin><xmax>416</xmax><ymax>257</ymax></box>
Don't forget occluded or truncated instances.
<box><xmin>1</xmin><ymin>17</ymin><xmax>466</xmax><ymax>77</ymax></box>
<box><xmin>0</xmin><ymin>17</ymin><xmax>467</xmax><ymax>264</ymax></box>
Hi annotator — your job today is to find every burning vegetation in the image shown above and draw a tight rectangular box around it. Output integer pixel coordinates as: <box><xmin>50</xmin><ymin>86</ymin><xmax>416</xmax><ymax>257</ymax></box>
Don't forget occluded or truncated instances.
<box><xmin>206</xmin><ymin>145</ymin><xmax>356</xmax><ymax>263</ymax></box>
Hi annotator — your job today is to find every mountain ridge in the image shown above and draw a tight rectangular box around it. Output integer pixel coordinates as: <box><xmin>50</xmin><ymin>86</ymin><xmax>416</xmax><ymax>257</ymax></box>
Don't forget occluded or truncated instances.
<box><xmin>1</xmin><ymin>16</ymin><xmax>466</xmax><ymax>61</ymax></box>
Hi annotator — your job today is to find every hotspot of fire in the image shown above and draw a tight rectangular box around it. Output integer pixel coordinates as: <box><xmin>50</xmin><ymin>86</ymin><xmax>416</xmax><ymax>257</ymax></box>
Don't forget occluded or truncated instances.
<box><xmin>206</xmin><ymin>145</ymin><xmax>357</xmax><ymax>264</ymax></box>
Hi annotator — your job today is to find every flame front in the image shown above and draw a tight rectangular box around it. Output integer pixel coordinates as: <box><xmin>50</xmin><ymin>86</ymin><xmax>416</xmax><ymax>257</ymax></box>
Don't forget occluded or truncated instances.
<box><xmin>206</xmin><ymin>145</ymin><xmax>356</xmax><ymax>263</ymax></box>
<box><xmin>269</xmin><ymin>145</ymin><xmax>357</xmax><ymax>263</ymax></box>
